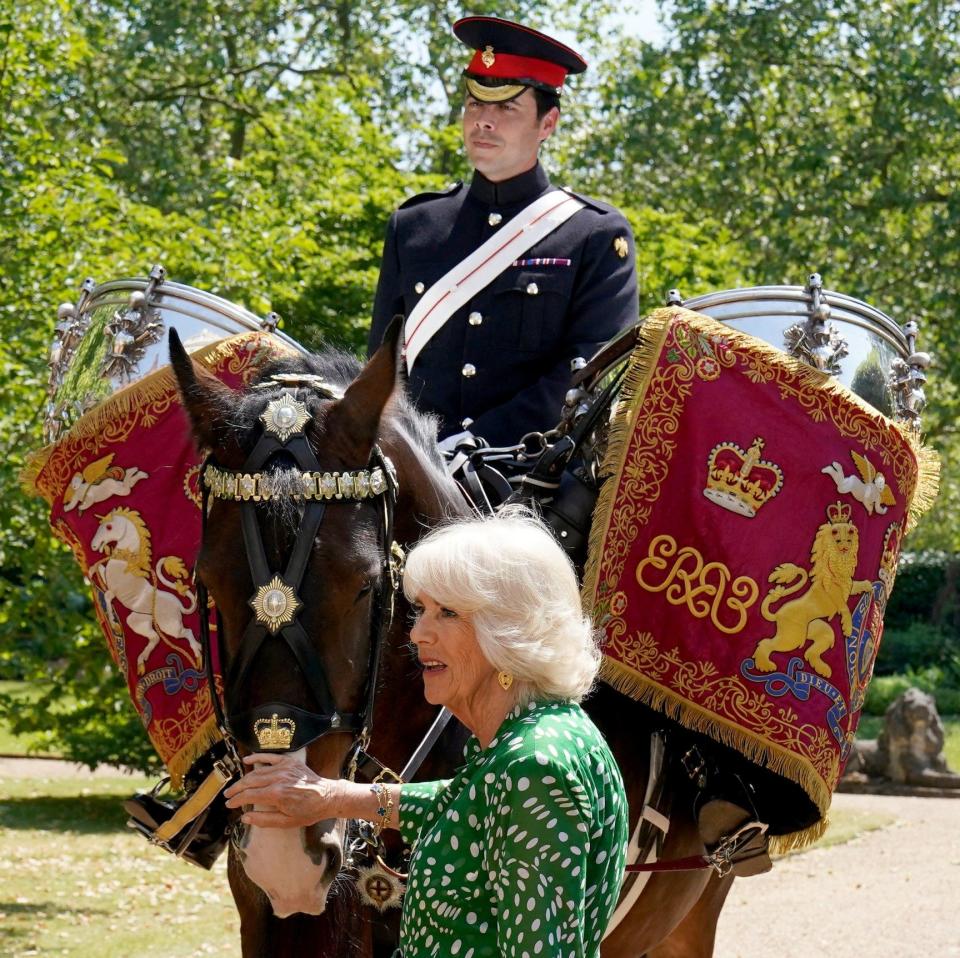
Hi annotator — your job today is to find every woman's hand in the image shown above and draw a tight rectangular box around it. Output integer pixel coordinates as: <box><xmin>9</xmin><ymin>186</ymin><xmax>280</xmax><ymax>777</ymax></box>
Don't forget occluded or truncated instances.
<box><xmin>223</xmin><ymin>753</ymin><xmax>346</xmax><ymax>828</ymax></box>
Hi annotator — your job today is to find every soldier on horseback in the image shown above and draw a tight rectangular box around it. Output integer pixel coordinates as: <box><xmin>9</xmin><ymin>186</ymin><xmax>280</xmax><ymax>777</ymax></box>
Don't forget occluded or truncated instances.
<box><xmin>368</xmin><ymin>15</ymin><xmax>638</xmax><ymax>450</ymax></box>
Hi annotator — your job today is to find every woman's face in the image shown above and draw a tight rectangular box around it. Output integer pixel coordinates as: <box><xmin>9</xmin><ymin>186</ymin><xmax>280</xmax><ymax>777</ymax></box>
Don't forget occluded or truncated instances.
<box><xmin>410</xmin><ymin>593</ymin><xmax>496</xmax><ymax>720</ymax></box>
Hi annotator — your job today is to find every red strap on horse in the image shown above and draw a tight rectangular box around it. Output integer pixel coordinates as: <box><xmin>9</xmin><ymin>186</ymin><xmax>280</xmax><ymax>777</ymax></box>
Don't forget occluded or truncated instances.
<box><xmin>626</xmin><ymin>855</ymin><xmax>712</xmax><ymax>874</ymax></box>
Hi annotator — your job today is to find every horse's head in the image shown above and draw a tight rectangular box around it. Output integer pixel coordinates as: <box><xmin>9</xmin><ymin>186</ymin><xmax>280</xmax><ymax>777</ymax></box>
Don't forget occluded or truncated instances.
<box><xmin>170</xmin><ymin>322</ymin><xmax>463</xmax><ymax>917</ymax></box>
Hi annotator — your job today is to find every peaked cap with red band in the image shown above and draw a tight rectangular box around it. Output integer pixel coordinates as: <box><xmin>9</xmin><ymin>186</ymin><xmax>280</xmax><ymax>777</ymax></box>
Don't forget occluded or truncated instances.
<box><xmin>454</xmin><ymin>16</ymin><xmax>587</xmax><ymax>103</ymax></box>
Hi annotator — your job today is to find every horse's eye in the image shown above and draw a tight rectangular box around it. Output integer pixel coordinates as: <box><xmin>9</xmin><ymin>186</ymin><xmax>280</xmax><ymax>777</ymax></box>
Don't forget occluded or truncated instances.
<box><xmin>356</xmin><ymin>580</ymin><xmax>373</xmax><ymax>602</ymax></box>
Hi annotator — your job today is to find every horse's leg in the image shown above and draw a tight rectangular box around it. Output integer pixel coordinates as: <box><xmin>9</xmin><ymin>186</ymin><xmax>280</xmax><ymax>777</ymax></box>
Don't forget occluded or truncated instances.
<box><xmin>230</xmin><ymin>847</ymin><xmax>274</xmax><ymax>958</ymax></box>
<box><xmin>643</xmin><ymin>872</ymin><xmax>735</xmax><ymax>958</ymax></box>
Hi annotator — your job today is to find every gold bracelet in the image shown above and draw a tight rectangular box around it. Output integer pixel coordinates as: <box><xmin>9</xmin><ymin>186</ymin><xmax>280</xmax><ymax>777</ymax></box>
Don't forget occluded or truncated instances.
<box><xmin>369</xmin><ymin>782</ymin><xmax>393</xmax><ymax>837</ymax></box>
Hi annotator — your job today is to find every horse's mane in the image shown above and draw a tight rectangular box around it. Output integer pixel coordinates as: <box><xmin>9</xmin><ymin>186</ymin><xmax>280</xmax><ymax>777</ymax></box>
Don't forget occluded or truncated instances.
<box><xmin>218</xmin><ymin>347</ymin><xmax>447</xmax><ymax>502</ymax></box>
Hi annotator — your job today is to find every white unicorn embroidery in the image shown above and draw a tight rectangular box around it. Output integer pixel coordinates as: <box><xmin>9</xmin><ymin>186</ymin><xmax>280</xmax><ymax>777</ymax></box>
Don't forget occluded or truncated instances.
<box><xmin>89</xmin><ymin>508</ymin><xmax>201</xmax><ymax>674</ymax></box>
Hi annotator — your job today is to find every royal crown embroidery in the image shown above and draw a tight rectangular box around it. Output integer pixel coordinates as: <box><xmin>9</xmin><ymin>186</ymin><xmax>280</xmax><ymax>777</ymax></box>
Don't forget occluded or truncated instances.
<box><xmin>703</xmin><ymin>437</ymin><xmax>784</xmax><ymax>518</ymax></box>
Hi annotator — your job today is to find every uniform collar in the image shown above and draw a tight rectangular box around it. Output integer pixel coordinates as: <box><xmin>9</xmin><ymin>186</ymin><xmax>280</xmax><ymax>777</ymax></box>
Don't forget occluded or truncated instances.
<box><xmin>468</xmin><ymin>163</ymin><xmax>551</xmax><ymax>206</ymax></box>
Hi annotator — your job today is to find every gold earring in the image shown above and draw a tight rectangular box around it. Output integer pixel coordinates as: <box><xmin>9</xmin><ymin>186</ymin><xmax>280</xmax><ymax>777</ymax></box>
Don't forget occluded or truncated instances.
<box><xmin>497</xmin><ymin>671</ymin><xmax>514</xmax><ymax>691</ymax></box>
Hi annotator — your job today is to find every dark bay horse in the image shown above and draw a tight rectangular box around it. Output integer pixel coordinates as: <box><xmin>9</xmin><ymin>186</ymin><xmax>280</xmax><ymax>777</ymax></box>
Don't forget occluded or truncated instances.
<box><xmin>170</xmin><ymin>321</ymin><xmax>735</xmax><ymax>958</ymax></box>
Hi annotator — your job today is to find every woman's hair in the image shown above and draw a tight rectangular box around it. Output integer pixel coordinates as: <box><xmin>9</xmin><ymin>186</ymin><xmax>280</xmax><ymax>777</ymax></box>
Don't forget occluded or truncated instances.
<box><xmin>402</xmin><ymin>506</ymin><xmax>601</xmax><ymax>702</ymax></box>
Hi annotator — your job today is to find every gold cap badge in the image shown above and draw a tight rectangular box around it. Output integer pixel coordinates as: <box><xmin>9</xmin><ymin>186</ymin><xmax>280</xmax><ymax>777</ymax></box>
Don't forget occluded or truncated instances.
<box><xmin>482</xmin><ymin>45</ymin><xmax>495</xmax><ymax>68</ymax></box>
<box><xmin>614</xmin><ymin>236</ymin><xmax>629</xmax><ymax>259</ymax></box>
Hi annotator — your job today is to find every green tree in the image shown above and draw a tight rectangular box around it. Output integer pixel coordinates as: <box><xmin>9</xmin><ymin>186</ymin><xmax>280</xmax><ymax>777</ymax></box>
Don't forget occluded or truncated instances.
<box><xmin>582</xmin><ymin>0</ymin><xmax>960</xmax><ymax>546</ymax></box>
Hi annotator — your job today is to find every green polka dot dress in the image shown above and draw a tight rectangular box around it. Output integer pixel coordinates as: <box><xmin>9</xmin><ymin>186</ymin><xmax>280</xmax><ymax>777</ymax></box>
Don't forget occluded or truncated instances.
<box><xmin>398</xmin><ymin>699</ymin><xmax>628</xmax><ymax>958</ymax></box>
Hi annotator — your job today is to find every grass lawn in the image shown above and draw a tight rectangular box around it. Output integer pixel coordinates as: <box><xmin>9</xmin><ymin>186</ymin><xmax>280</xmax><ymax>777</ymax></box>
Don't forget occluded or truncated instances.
<box><xmin>0</xmin><ymin>766</ymin><xmax>902</xmax><ymax>958</ymax></box>
<box><xmin>0</xmin><ymin>773</ymin><xmax>239</xmax><ymax>957</ymax></box>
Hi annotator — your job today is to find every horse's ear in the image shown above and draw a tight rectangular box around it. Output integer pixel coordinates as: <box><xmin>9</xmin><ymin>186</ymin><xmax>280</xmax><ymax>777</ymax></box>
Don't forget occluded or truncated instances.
<box><xmin>332</xmin><ymin>316</ymin><xmax>403</xmax><ymax>455</ymax></box>
<box><xmin>168</xmin><ymin>329</ymin><xmax>238</xmax><ymax>452</ymax></box>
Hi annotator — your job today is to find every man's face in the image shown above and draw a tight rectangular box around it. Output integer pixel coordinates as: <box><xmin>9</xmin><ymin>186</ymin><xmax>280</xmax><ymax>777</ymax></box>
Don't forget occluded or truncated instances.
<box><xmin>462</xmin><ymin>87</ymin><xmax>559</xmax><ymax>183</ymax></box>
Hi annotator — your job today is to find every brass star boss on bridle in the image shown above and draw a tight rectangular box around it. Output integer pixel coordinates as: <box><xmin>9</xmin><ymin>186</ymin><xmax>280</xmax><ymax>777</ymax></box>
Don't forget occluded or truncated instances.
<box><xmin>196</xmin><ymin>373</ymin><xmax>404</xmax><ymax>777</ymax></box>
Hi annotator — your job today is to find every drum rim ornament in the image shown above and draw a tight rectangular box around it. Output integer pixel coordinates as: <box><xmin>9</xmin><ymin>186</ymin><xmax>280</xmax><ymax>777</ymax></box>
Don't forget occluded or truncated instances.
<box><xmin>43</xmin><ymin>265</ymin><xmax>304</xmax><ymax>445</ymax></box>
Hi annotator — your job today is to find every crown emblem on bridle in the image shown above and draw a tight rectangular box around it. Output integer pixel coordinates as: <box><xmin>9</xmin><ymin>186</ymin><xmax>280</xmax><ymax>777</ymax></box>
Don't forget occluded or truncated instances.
<box><xmin>254</xmin><ymin>713</ymin><xmax>296</xmax><ymax>750</ymax></box>
<box><xmin>703</xmin><ymin>437</ymin><xmax>784</xmax><ymax>518</ymax></box>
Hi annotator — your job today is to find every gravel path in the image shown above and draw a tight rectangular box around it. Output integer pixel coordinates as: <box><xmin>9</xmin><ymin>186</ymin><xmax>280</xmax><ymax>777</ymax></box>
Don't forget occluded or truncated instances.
<box><xmin>0</xmin><ymin>756</ymin><xmax>142</xmax><ymax>779</ymax></box>
<box><xmin>714</xmin><ymin>792</ymin><xmax>960</xmax><ymax>958</ymax></box>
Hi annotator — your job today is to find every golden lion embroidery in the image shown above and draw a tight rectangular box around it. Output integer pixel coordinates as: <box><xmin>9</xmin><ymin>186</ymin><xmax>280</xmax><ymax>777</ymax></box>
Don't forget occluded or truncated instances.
<box><xmin>751</xmin><ymin>502</ymin><xmax>873</xmax><ymax>678</ymax></box>
<box><xmin>89</xmin><ymin>507</ymin><xmax>201</xmax><ymax>675</ymax></box>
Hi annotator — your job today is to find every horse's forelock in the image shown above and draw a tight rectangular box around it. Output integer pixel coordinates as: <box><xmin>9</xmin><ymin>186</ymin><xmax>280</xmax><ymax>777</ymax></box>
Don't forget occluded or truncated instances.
<box><xmin>235</xmin><ymin>347</ymin><xmax>442</xmax><ymax>466</ymax></box>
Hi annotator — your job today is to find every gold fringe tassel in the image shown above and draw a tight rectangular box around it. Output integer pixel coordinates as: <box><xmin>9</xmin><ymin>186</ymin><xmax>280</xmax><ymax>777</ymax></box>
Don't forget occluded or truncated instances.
<box><xmin>163</xmin><ymin>714</ymin><xmax>225</xmax><ymax>792</ymax></box>
<box><xmin>581</xmin><ymin>307</ymin><xmax>675</xmax><ymax>607</ymax></box>
<box><xmin>906</xmin><ymin>439</ymin><xmax>940</xmax><ymax>531</ymax></box>
<box><xmin>600</xmin><ymin>657</ymin><xmax>831</xmax><ymax>849</ymax></box>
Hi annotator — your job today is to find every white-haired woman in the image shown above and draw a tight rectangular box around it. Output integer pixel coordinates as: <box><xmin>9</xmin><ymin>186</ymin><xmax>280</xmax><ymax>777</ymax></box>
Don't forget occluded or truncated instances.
<box><xmin>225</xmin><ymin>510</ymin><xmax>628</xmax><ymax>957</ymax></box>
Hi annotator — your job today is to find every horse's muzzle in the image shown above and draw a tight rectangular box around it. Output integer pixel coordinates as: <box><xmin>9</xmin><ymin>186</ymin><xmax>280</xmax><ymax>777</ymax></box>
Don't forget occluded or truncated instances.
<box><xmin>237</xmin><ymin>818</ymin><xmax>345</xmax><ymax>918</ymax></box>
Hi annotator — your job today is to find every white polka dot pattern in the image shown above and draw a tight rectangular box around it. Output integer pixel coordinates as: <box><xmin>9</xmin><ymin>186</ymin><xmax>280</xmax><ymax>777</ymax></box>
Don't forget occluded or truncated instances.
<box><xmin>397</xmin><ymin>701</ymin><xmax>628</xmax><ymax>957</ymax></box>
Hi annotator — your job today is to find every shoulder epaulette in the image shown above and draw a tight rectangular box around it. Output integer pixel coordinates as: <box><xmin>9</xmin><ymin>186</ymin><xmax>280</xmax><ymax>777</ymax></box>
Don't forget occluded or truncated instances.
<box><xmin>559</xmin><ymin>186</ymin><xmax>618</xmax><ymax>215</ymax></box>
<box><xmin>399</xmin><ymin>181</ymin><xmax>464</xmax><ymax>210</ymax></box>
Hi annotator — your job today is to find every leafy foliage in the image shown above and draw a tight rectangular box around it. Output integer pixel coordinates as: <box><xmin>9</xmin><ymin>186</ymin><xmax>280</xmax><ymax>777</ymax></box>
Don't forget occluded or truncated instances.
<box><xmin>2</xmin><ymin>0</ymin><xmax>958</xmax><ymax>769</ymax></box>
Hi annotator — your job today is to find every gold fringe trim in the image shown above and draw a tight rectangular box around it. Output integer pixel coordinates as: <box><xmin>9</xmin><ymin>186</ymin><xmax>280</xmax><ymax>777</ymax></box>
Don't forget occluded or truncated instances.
<box><xmin>163</xmin><ymin>714</ymin><xmax>224</xmax><ymax>792</ymax></box>
<box><xmin>906</xmin><ymin>439</ymin><xmax>940</xmax><ymax>532</ymax></box>
<box><xmin>581</xmin><ymin>308</ymin><xmax>675</xmax><ymax>607</ymax></box>
<box><xmin>600</xmin><ymin>657</ymin><xmax>832</xmax><ymax>850</ymax></box>
<box><xmin>21</xmin><ymin>332</ymin><xmax>296</xmax><ymax>501</ymax></box>
<box><xmin>770</xmin><ymin>816</ymin><xmax>829</xmax><ymax>855</ymax></box>
<box><xmin>19</xmin><ymin>448</ymin><xmax>50</xmax><ymax>494</ymax></box>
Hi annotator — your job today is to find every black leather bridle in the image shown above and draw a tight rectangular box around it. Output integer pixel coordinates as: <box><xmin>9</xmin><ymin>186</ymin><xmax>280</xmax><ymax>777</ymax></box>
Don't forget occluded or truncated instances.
<box><xmin>195</xmin><ymin>383</ymin><xmax>401</xmax><ymax>775</ymax></box>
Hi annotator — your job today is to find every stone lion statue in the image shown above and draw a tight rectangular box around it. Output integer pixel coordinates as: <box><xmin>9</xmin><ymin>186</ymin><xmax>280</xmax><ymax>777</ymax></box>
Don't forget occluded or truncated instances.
<box><xmin>848</xmin><ymin>688</ymin><xmax>960</xmax><ymax>789</ymax></box>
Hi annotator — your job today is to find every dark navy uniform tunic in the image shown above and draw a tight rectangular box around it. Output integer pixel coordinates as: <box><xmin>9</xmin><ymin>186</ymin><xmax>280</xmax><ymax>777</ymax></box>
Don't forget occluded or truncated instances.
<box><xmin>368</xmin><ymin>163</ymin><xmax>638</xmax><ymax>446</ymax></box>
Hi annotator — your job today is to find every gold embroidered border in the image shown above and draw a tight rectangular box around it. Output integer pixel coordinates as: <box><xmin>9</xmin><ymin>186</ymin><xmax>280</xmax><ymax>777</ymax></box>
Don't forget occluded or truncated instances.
<box><xmin>22</xmin><ymin>332</ymin><xmax>297</xmax><ymax>504</ymax></box>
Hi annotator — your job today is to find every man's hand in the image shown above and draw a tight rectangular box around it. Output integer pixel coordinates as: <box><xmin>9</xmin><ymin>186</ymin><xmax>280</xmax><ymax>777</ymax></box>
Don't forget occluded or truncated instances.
<box><xmin>224</xmin><ymin>753</ymin><xmax>347</xmax><ymax>829</ymax></box>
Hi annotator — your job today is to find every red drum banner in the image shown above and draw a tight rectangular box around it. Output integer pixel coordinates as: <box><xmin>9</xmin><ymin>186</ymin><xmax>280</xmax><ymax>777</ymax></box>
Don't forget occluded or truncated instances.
<box><xmin>24</xmin><ymin>332</ymin><xmax>295</xmax><ymax>786</ymax></box>
<box><xmin>583</xmin><ymin>307</ymin><xmax>938</xmax><ymax>846</ymax></box>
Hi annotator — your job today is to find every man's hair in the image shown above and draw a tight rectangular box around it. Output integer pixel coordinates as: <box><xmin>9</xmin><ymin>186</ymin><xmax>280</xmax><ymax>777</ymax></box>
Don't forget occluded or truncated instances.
<box><xmin>533</xmin><ymin>87</ymin><xmax>561</xmax><ymax>118</ymax></box>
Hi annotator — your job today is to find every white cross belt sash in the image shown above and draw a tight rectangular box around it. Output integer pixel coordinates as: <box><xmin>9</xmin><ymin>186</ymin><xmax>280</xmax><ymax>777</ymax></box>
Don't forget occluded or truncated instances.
<box><xmin>403</xmin><ymin>190</ymin><xmax>586</xmax><ymax>371</ymax></box>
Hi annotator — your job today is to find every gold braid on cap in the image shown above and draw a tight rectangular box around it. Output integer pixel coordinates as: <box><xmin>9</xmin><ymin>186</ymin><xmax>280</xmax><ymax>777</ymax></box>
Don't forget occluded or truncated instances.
<box><xmin>465</xmin><ymin>76</ymin><xmax>528</xmax><ymax>103</ymax></box>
